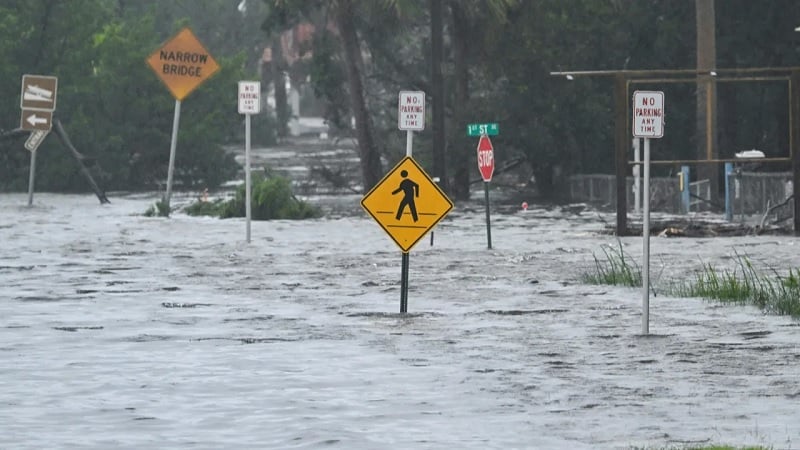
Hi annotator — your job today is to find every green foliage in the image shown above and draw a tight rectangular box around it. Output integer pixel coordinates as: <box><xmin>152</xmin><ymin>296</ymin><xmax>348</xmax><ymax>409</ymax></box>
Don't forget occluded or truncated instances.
<box><xmin>671</xmin><ymin>253</ymin><xmax>800</xmax><ymax>317</ymax></box>
<box><xmin>223</xmin><ymin>173</ymin><xmax>320</xmax><ymax>220</ymax></box>
<box><xmin>183</xmin><ymin>173</ymin><xmax>320</xmax><ymax>220</ymax></box>
<box><xmin>4</xmin><ymin>1</ymin><xmax>800</xmax><ymax>197</ymax></box>
<box><xmin>585</xmin><ymin>246</ymin><xmax>800</xmax><ymax>317</ymax></box>
<box><xmin>183</xmin><ymin>198</ymin><xmax>228</xmax><ymax>217</ymax></box>
<box><xmin>0</xmin><ymin>1</ymin><xmax>270</xmax><ymax>193</ymax></box>
<box><xmin>582</xmin><ymin>241</ymin><xmax>641</xmax><ymax>288</ymax></box>
<box><xmin>144</xmin><ymin>200</ymin><xmax>171</xmax><ymax>217</ymax></box>
<box><xmin>307</xmin><ymin>33</ymin><xmax>350</xmax><ymax>132</ymax></box>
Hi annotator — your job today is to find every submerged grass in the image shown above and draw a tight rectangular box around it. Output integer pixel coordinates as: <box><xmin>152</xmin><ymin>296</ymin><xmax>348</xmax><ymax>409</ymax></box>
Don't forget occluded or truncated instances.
<box><xmin>585</xmin><ymin>245</ymin><xmax>800</xmax><ymax>317</ymax></box>
<box><xmin>582</xmin><ymin>240</ymin><xmax>642</xmax><ymax>288</ymax></box>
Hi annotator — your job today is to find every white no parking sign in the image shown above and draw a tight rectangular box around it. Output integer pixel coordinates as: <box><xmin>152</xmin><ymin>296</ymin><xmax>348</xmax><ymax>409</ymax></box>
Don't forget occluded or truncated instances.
<box><xmin>632</xmin><ymin>90</ymin><xmax>664</xmax><ymax>336</ymax></box>
<box><xmin>633</xmin><ymin>91</ymin><xmax>664</xmax><ymax>138</ymax></box>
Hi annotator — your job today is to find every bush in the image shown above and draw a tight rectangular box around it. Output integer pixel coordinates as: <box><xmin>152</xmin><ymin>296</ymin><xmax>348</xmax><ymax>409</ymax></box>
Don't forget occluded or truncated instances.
<box><xmin>183</xmin><ymin>173</ymin><xmax>320</xmax><ymax>220</ymax></box>
<box><xmin>144</xmin><ymin>200</ymin><xmax>171</xmax><ymax>217</ymax></box>
<box><xmin>183</xmin><ymin>198</ymin><xmax>227</xmax><ymax>217</ymax></box>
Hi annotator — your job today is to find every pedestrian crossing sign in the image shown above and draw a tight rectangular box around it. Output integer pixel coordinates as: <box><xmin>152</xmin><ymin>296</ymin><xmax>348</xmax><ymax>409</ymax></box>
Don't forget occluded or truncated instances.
<box><xmin>361</xmin><ymin>156</ymin><xmax>454</xmax><ymax>253</ymax></box>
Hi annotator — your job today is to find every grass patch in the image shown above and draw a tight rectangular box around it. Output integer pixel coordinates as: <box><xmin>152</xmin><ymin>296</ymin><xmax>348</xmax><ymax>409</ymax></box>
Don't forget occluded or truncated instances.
<box><xmin>584</xmin><ymin>245</ymin><xmax>800</xmax><ymax>317</ymax></box>
<box><xmin>671</xmin><ymin>253</ymin><xmax>800</xmax><ymax>316</ymax></box>
<box><xmin>582</xmin><ymin>241</ymin><xmax>641</xmax><ymax>287</ymax></box>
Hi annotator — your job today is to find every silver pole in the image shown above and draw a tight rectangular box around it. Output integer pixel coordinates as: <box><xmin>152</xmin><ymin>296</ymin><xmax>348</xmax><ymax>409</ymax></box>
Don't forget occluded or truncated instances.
<box><xmin>27</xmin><ymin>149</ymin><xmax>36</xmax><ymax>207</ymax></box>
<box><xmin>245</xmin><ymin>113</ymin><xmax>252</xmax><ymax>243</ymax></box>
<box><xmin>406</xmin><ymin>130</ymin><xmax>413</xmax><ymax>157</ymax></box>
<box><xmin>642</xmin><ymin>137</ymin><xmax>651</xmax><ymax>335</ymax></box>
<box><xmin>633</xmin><ymin>138</ymin><xmax>641</xmax><ymax>214</ymax></box>
<box><xmin>163</xmin><ymin>99</ymin><xmax>182</xmax><ymax>212</ymax></box>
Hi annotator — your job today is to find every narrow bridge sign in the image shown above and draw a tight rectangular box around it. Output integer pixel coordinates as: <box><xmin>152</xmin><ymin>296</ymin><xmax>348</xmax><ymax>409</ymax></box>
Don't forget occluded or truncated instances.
<box><xmin>147</xmin><ymin>27</ymin><xmax>220</xmax><ymax>101</ymax></box>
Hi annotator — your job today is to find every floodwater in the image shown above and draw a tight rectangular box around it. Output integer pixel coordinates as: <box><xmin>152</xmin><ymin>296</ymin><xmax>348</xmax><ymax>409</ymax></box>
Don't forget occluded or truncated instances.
<box><xmin>2</xmin><ymin>192</ymin><xmax>800</xmax><ymax>449</ymax></box>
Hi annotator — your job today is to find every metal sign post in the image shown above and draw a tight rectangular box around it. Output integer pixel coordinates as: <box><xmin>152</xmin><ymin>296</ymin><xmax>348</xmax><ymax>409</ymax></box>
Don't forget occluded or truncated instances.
<box><xmin>361</xmin><ymin>157</ymin><xmax>453</xmax><ymax>312</ymax></box>
<box><xmin>474</xmin><ymin>131</ymin><xmax>497</xmax><ymax>249</ymax></box>
<box><xmin>469</xmin><ymin>123</ymin><xmax>499</xmax><ymax>250</ymax></box>
<box><xmin>365</xmin><ymin>90</ymin><xmax>453</xmax><ymax>314</ymax></box>
<box><xmin>164</xmin><ymin>100</ymin><xmax>181</xmax><ymax>214</ymax></box>
<box><xmin>642</xmin><ymin>136</ymin><xmax>651</xmax><ymax>334</ymax></box>
<box><xmin>633</xmin><ymin>138</ymin><xmax>641</xmax><ymax>214</ymax></box>
<box><xmin>27</xmin><ymin>150</ymin><xmax>36</xmax><ymax>207</ymax></box>
<box><xmin>632</xmin><ymin>90</ymin><xmax>664</xmax><ymax>335</ymax></box>
<box><xmin>20</xmin><ymin>74</ymin><xmax>58</xmax><ymax>207</ymax></box>
<box><xmin>395</xmin><ymin>91</ymin><xmax>426</xmax><ymax>313</ymax></box>
<box><xmin>238</xmin><ymin>81</ymin><xmax>261</xmax><ymax>243</ymax></box>
<box><xmin>147</xmin><ymin>27</ymin><xmax>220</xmax><ymax>214</ymax></box>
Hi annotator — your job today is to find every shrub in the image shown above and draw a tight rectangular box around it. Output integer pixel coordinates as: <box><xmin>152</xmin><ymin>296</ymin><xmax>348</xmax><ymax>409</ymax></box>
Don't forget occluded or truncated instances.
<box><xmin>144</xmin><ymin>200</ymin><xmax>171</xmax><ymax>217</ymax></box>
<box><xmin>183</xmin><ymin>198</ymin><xmax>227</xmax><ymax>217</ymax></box>
<box><xmin>183</xmin><ymin>172</ymin><xmax>320</xmax><ymax>220</ymax></box>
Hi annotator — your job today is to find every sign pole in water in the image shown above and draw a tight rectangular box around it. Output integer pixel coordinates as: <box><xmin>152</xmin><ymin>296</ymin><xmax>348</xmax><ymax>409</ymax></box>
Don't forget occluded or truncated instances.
<box><xmin>362</xmin><ymin>157</ymin><xmax>452</xmax><ymax>313</ymax></box>
<box><xmin>239</xmin><ymin>81</ymin><xmax>261</xmax><ymax>243</ymax></box>
<box><xmin>632</xmin><ymin>90</ymin><xmax>664</xmax><ymax>335</ymax></box>
<box><xmin>164</xmin><ymin>99</ymin><xmax>181</xmax><ymax>213</ymax></box>
<box><xmin>396</xmin><ymin>91</ymin><xmax>425</xmax><ymax>313</ymax></box>
<box><xmin>27</xmin><ymin>150</ymin><xmax>36</xmax><ymax>206</ymax></box>
<box><xmin>20</xmin><ymin>74</ymin><xmax>58</xmax><ymax>207</ymax></box>
<box><xmin>633</xmin><ymin>138</ymin><xmax>641</xmax><ymax>214</ymax></box>
<box><xmin>147</xmin><ymin>27</ymin><xmax>220</xmax><ymax>215</ymax></box>
<box><xmin>470</xmin><ymin>125</ymin><xmax>498</xmax><ymax>249</ymax></box>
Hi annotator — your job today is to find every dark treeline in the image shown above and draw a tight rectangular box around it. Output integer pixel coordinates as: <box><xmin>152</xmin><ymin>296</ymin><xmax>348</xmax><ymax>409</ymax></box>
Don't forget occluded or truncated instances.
<box><xmin>2</xmin><ymin>0</ymin><xmax>799</xmax><ymax>200</ymax></box>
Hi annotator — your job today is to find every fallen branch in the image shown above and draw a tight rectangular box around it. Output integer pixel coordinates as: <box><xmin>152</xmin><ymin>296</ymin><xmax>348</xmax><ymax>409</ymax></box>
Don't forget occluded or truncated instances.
<box><xmin>0</xmin><ymin>128</ymin><xmax>28</xmax><ymax>142</ymax></box>
<box><xmin>53</xmin><ymin>119</ymin><xmax>110</xmax><ymax>204</ymax></box>
<box><xmin>758</xmin><ymin>194</ymin><xmax>794</xmax><ymax>230</ymax></box>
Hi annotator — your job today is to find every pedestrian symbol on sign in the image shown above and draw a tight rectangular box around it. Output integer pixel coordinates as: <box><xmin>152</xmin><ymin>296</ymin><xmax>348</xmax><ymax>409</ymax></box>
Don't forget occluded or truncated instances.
<box><xmin>361</xmin><ymin>157</ymin><xmax>453</xmax><ymax>253</ymax></box>
<box><xmin>392</xmin><ymin>170</ymin><xmax>419</xmax><ymax>221</ymax></box>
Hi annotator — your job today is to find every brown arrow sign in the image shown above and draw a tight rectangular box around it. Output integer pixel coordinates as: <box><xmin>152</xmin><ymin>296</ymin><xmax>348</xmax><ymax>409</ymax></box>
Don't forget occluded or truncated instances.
<box><xmin>20</xmin><ymin>109</ymin><xmax>53</xmax><ymax>131</ymax></box>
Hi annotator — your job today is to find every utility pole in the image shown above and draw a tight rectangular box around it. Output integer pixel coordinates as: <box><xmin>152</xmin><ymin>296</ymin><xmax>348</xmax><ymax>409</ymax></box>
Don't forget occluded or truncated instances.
<box><xmin>431</xmin><ymin>0</ymin><xmax>447</xmax><ymax>193</ymax></box>
<box><xmin>696</xmin><ymin>0</ymin><xmax>719</xmax><ymax>205</ymax></box>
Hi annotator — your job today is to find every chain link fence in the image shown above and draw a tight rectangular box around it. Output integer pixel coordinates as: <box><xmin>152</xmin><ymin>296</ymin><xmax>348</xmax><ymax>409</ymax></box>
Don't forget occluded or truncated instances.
<box><xmin>567</xmin><ymin>172</ymin><xmax>794</xmax><ymax>222</ymax></box>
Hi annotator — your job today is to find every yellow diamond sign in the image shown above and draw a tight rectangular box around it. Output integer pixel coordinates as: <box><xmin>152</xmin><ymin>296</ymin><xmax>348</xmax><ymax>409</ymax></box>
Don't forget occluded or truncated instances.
<box><xmin>361</xmin><ymin>157</ymin><xmax>453</xmax><ymax>253</ymax></box>
<box><xmin>146</xmin><ymin>27</ymin><xmax>220</xmax><ymax>101</ymax></box>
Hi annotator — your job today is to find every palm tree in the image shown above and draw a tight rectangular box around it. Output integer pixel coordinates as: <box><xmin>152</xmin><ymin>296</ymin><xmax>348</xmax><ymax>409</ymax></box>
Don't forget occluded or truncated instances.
<box><xmin>334</xmin><ymin>0</ymin><xmax>383</xmax><ymax>190</ymax></box>
<box><xmin>447</xmin><ymin>0</ymin><xmax>517</xmax><ymax>200</ymax></box>
<box><xmin>262</xmin><ymin>0</ymin><xmax>383</xmax><ymax>190</ymax></box>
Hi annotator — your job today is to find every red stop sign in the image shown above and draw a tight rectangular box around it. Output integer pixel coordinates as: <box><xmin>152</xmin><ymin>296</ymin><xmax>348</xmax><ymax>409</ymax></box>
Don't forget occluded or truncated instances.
<box><xmin>476</xmin><ymin>135</ymin><xmax>495</xmax><ymax>182</ymax></box>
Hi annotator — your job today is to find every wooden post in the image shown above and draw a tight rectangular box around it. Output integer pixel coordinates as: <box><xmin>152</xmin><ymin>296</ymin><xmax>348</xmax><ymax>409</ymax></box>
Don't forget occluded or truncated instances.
<box><xmin>791</xmin><ymin>70</ymin><xmax>800</xmax><ymax>235</ymax></box>
<box><xmin>696</xmin><ymin>0</ymin><xmax>719</xmax><ymax>205</ymax></box>
<box><xmin>614</xmin><ymin>73</ymin><xmax>628</xmax><ymax>236</ymax></box>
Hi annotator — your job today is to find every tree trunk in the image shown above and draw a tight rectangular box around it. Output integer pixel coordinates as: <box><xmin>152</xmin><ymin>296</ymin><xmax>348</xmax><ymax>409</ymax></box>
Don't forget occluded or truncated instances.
<box><xmin>430</xmin><ymin>0</ymin><xmax>448</xmax><ymax>193</ymax></box>
<box><xmin>335</xmin><ymin>0</ymin><xmax>382</xmax><ymax>191</ymax></box>
<box><xmin>448</xmin><ymin>2</ymin><xmax>470</xmax><ymax>201</ymax></box>
<box><xmin>271</xmin><ymin>37</ymin><xmax>290</xmax><ymax>139</ymax></box>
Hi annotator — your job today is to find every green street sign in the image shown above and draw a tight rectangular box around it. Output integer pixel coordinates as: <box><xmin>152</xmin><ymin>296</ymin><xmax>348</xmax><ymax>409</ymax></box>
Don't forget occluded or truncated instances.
<box><xmin>467</xmin><ymin>123</ymin><xmax>499</xmax><ymax>137</ymax></box>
